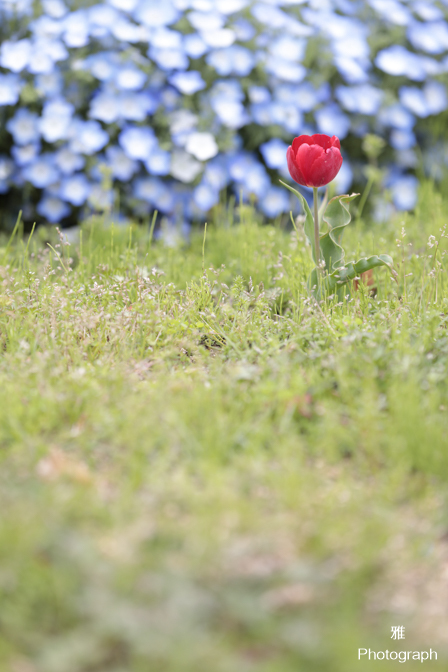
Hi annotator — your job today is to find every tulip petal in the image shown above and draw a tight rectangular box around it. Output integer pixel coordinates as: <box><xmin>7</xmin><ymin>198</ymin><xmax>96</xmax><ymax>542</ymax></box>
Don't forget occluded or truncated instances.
<box><xmin>309</xmin><ymin>134</ymin><xmax>333</xmax><ymax>150</ymax></box>
<box><xmin>286</xmin><ymin>144</ymin><xmax>307</xmax><ymax>186</ymax></box>
<box><xmin>292</xmin><ymin>135</ymin><xmax>313</xmax><ymax>154</ymax></box>
<box><xmin>330</xmin><ymin>135</ymin><xmax>341</xmax><ymax>149</ymax></box>
<box><xmin>296</xmin><ymin>142</ymin><xmax>325</xmax><ymax>186</ymax></box>
<box><xmin>307</xmin><ymin>147</ymin><xmax>343</xmax><ymax>187</ymax></box>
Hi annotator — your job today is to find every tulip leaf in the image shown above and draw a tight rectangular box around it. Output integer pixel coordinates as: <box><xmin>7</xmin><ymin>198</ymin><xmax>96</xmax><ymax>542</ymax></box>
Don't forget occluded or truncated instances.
<box><xmin>308</xmin><ymin>254</ymin><xmax>395</xmax><ymax>300</ymax></box>
<box><xmin>279</xmin><ymin>180</ymin><xmax>318</xmax><ymax>264</ymax></box>
<box><xmin>320</xmin><ymin>193</ymin><xmax>359</xmax><ymax>274</ymax></box>
<box><xmin>280</xmin><ymin>182</ymin><xmax>395</xmax><ymax>302</ymax></box>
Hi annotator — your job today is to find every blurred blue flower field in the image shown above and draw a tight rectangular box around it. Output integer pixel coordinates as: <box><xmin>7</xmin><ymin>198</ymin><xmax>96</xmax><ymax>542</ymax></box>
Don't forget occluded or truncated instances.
<box><xmin>0</xmin><ymin>0</ymin><xmax>448</xmax><ymax>229</ymax></box>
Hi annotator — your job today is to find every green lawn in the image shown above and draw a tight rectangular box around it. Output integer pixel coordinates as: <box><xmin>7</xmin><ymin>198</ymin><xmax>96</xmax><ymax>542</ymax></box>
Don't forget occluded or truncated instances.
<box><xmin>1</xmin><ymin>184</ymin><xmax>448</xmax><ymax>671</ymax></box>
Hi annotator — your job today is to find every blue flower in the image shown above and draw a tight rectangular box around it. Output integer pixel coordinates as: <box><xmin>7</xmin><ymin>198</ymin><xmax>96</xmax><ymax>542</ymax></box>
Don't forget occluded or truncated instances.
<box><xmin>88</xmin><ymin>184</ymin><xmax>114</xmax><ymax>211</ymax></box>
<box><xmin>117</xmin><ymin>93</ymin><xmax>152</xmax><ymax>121</ymax></box>
<box><xmin>375</xmin><ymin>45</ymin><xmax>429</xmax><ymax>81</ymax></box>
<box><xmin>242</xmin><ymin>163</ymin><xmax>271</xmax><ymax>198</ymax></box>
<box><xmin>269</xmin><ymin>36</ymin><xmax>307</xmax><ymax>62</ymax></box>
<box><xmin>145</xmin><ymin>147</ymin><xmax>171</xmax><ymax>176</ymax></box>
<box><xmin>149</xmin><ymin>27</ymin><xmax>183</xmax><ymax>49</ymax></box>
<box><xmin>37</xmin><ymin>195</ymin><xmax>70</xmax><ymax>222</ymax></box>
<box><xmin>89</xmin><ymin>91</ymin><xmax>121</xmax><ymax>123</ymax></box>
<box><xmin>368</xmin><ymin>0</ymin><xmax>411</xmax><ymax>26</ymax></box>
<box><xmin>211</xmin><ymin>98</ymin><xmax>250</xmax><ymax>129</ymax></box>
<box><xmin>30</xmin><ymin>15</ymin><xmax>65</xmax><ymax>41</ymax></box>
<box><xmin>88</xmin><ymin>4</ymin><xmax>121</xmax><ymax>33</ymax></box>
<box><xmin>407</xmin><ymin>20</ymin><xmax>448</xmax><ymax>55</ymax></box>
<box><xmin>390</xmin><ymin>174</ymin><xmax>419</xmax><ymax>210</ymax></box>
<box><xmin>207</xmin><ymin>46</ymin><xmax>255</xmax><ymax>76</ymax></box>
<box><xmin>55</xmin><ymin>147</ymin><xmax>86</xmax><ymax>175</ymax></box>
<box><xmin>11</xmin><ymin>143</ymin><xmax>41</xmax><ymax>166</ymax></box>
<box><xmin>336</xmin><ymin>84</ymin><xmax>383</xmax><ymax>115</ymax></box>
<box><xmin>170</xmin><ymin>150</ymin><xmax>203</xmax><ymax>184</ymax></box>
<box><xmin>334</xmin><ymin>56</ymin><xmax>369</xmax><ymax>84</ymax></box>
<box><xmin>232</xmin><ymin>18</ymin><xmax>256</xmax><ymax>41</ymax></box>
<box><xmin>215</xmin><ymin>0</ymin><xmax>250</xmax><ymax>14</ymax></box>
<box><xmin>315</xmin><ymin>103</ymin><xmax>350</xmax><ymax>139</ymax></box>
<box><xmin>35</xmin><ymin>71</ymin><xmax>63</xmax><ymax>97</ymax></box>
<box><xmin>390</xmin><ymin>129</ymin><xmax>416</xmax><ymax>150</ymax></box>
<box><xmin>41</xmin><ymin>0</ymin><xmax>68</xmax><ymax>19</ymax></box>
<box><xmin>115</xmin><ymin>66</ymin><xmax>147</xmax><ymax>91</ymax></box>
<box><xmin>169</xmin><ymin>71</ymin><xmax>206</xmax><ymax>95</ymax></box>
<box><xmin>1</xmin><ymin>0</ymin><xmax>34</xmax><ymax>18</ymax></box>
<box><xmin>62</xmin><ymin>10</ymin><xmax>90</xmax><ymax>48</ymax></box>
<box><xmin>274</xmin><ymin>83</ymin><xmax>313</xmax><ymax>112</ymax></box>
<box><xmin>412</xmin><ymin>2</ymin><xmax>443</xmax><ymax>22</ymax></box>
<box><xmin>273</xmin><ymin>102</ymin><xmax>304</xmax><ymax>133</ymax></box>
<box><xmin>59</xmin><ymin>173</ymin><xmax>91</xmax><ymax>205</ymax></box>
<box><xmin>260</xmin><ymin>138</ymin><xmax>289</xmax><ymax>171</ymax></box>
<box><xmin>69</xmin><ymin>120</ymin><xmax>109</xmax><ymax>155</ymax></box>
<box><xmin>28</xmin><ymin>39</ymin><xmax>68</xmax><ymax>75</ymax></box>
<box><xmin>201</xmin><ymin>29</ymin><xmax>236</xmax><ymax>49</ymax></box>
<box><xmin>248</xmin><ymin>86</ymin><xmax>271</xmax><ymax>104</ymax></box>
<box><xmin>23</xmin><ymin>155</ymin><xmax>59</xmax><ymax>188</ymax></box>
<box><xmin>84</xmin><ymin>53</ymin><xmax>119</xmax><ymax>81</ymax></box>
<box><xmin>134</xmin><ymin>1</ymin><xmax>180</xmax><ymax>27</ymax></box>
<box><xmin>333</xmin><ymin>160</ymin><xmax>353</xmax><ymax>194</ymax></box>
<box><xmin>203</xmin><ymin>156</ymin><xmax>230</xmax><ymax>190</ymax></box>
<box><xmin>251</xmin><ymin>102</ymin><xmax>274</xmax><ymax>126</ymax></box>
<box><xmin>106</xmin><ymin>146</ymin><xmax>138</xmax><ymax>181</ymax></box>
<box><xmin>134</xmin><ymin>177</ymin><xmax>172</xmax><ymax>210</ymax></box>
<box><xmin>377</xmin><ymin>104</ymin><xmax>415</xmax><ymax>130</ymax></box>
<box><xmin>119</xmin><ymin>126</ymin><xmax>157</xmax><ymax>160</ymax></box>
<box><xmin>0</xmin><ymin>39</ymin><xmax>32</xmax><ymax>72</ymax></box>
<box><xmin>185</xmin><ymin>132</ymin><xmax>218</xmax><ymax>161</ymax></box>
<box><xmin>6</xmin><ymin>109</ymin><xmax>40</xmax><ymax>145</ymax></box>
<box><xmin>91</xmin><ymin>87</ymin><xmax>157</xmax><ymax>123</ymax></box>
<box><xmin>251</xmin><ymin>3</ymin><xmax>289</xmax><ymax>28</ymax></box>
<box><xmin>331</xmin><ymin>33</ymin><xmax>370</xmax><ymax>60</ymax></box>
<box><xmin>159</xmin><ymin>86</ymin><xmax>181</xmax><ymax>111</ymax></box>
<box><xmin>0</xmin><ymin>155</ymin><xmax>15</xmax><ymax>186</ymax></box>
<box><xmin>183</xmin><ymin>34</ymin><xmax>209</xmax><ymax>58</ymax></box>
<box><xmin>400</xmin><ymin>82</ymin><xmax>448</xmax><ymax>118</ymax></box>
<box><xmin>259</xmin><ymin>186</ymin><xmax>290</xmax><ymax>217</ymax></box>
<box><xmin>265</xmin><ymin>57</ymin><xmax>306</xmax><ymax>83</ymax></box>
<box><xmin>228</xmin><ymin>153</ymin><xmax>270</xmax><ymax>198</ymax></box>
<box><xmin>193</xmin><ymin>182</ymin><xmax>220</xmax><ymax>212</ymax></box>
<box><xmin>188</xmin><ymin>11</ymin><xmax>225</xmax><ymax>32</ymax></box>
<box><xmin>149</xmin><ymin>47</ymin><xmax>189</xmax><ymax>71</ymax></box>
<box><xmin>108</xmin><ymin>0</ymin><xmax>139</xmax><ymax>12</ymax></box>
<box><xmin>210</xmin><ymin>79</ymin><xmax>245</xmax><ymax>101</ymax></box>
<box><xmin>38</xmin><ymin>98</ymin><xmax>74</xmax><ymax>143</ymax></box>
<box><xmin>110</xmin><ymin>17</ymin><xmax>145</xmax><ymax>42</ymax></box>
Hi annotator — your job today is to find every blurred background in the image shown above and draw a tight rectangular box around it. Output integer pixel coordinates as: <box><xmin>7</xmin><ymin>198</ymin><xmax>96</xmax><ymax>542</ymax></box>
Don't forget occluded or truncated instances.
<box><xmin>0</xmin><ymin>0</ymin><xmax>448</xmax><ymax>233</ymax></box>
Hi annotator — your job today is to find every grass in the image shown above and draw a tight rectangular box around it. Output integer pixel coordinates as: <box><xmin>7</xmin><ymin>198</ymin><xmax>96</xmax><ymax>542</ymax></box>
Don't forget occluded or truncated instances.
<box><xmin>1</xmin><ymin>182</ymin><xmax>448</xmax><ymax>671</ymax></box>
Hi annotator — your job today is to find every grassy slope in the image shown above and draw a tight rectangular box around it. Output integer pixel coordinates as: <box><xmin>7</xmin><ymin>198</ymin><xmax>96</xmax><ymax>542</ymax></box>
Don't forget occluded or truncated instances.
<box><xmin>1</xmin><ymin>184</ymin><xmax>448</xmax><ymax>671</ymax></box>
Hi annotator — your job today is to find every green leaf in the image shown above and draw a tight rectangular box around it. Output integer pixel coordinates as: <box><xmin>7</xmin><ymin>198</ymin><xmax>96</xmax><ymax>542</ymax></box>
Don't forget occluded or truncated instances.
<box><xmin>330</xmin><ymin>254</ymin><xmax>395</xmax><ymax>285</ymax></box>
<box><xmin>320</xmin><ymin>193</ymin><xmax>359</xmax><ymax>274</ymax></box>
<box><xmin>279</xmin><ymin>180</ymin><xmax>317</xmax><ymax>264</ymax></box>
<box><xmin>308</xmin><ymin>254</ymin><xmax>395</xmax><ymax>301</ymax></box>
<box><xmin>281</xmin><ymin>183</ymin><xmax>395</xmax><ymax>302</ymax></box>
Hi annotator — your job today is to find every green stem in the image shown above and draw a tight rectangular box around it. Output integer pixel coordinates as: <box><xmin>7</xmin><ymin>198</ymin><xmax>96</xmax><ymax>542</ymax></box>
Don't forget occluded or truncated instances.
<box><xmin>313</xmin><ymin>187</ymin><xmax>321</xmax><ymax>271</ymax></box>
<box><xmin>356</xmin><ymin>175</ymin><xmax>374</xmax><ymax>221</ymax></box>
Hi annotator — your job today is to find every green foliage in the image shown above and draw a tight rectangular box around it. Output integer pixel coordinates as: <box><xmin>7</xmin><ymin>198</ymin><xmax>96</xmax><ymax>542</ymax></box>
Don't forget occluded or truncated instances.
<box><xmin>281</xmin><ymin>181</ymin><xmax>395</xmax><ymax>299</ymax></box>
<box><xmin>0</xmin><ymin>188</ymin><xmax>448</xmax><ymax>670</ymax></box>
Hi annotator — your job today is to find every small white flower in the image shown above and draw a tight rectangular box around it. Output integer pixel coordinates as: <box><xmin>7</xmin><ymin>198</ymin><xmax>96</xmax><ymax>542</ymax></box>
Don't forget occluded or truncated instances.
<box><xmin>185</xmin><ymin>132</ymin><xmax>219</xmax><ymax>161</ymax></box>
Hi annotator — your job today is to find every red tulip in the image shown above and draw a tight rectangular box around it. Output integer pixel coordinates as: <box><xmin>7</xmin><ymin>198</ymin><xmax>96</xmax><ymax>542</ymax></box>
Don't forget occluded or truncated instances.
<box><xmin>286</xmin><ymin>134</ymin><xmax>343</xmax><ymax>188</ymax></box>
